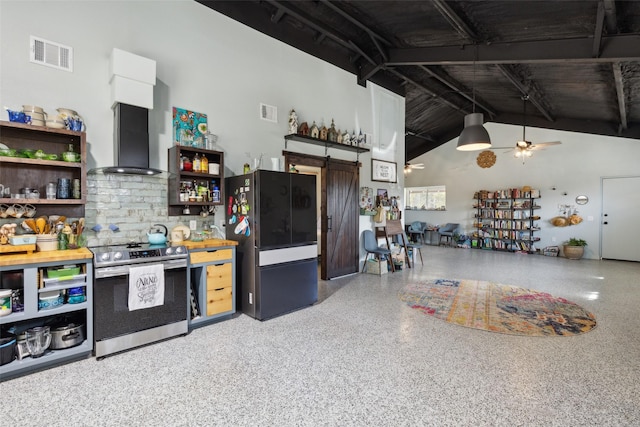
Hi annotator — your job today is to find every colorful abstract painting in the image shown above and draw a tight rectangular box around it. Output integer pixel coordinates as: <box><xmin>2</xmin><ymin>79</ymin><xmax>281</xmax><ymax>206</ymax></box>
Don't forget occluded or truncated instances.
<box><xmin>172</xmin><ymin>107</ymin><xmax>208</xmax><ymax>145</ymax></box>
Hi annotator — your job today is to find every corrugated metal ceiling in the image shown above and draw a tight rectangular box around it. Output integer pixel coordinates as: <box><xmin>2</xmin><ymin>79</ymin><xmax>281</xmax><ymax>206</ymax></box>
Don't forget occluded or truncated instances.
<box><xmin>197</xmin><ymin>0</ymin><xmax>640</xmax><ymax>162</ymax></box>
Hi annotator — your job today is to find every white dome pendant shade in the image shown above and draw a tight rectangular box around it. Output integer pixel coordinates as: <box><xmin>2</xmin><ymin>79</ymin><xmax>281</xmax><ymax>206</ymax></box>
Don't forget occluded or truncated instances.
<box><xmin>456</xmin><ymin>113</ymin><xmax>492</xmax><ymax>151</ymax></box>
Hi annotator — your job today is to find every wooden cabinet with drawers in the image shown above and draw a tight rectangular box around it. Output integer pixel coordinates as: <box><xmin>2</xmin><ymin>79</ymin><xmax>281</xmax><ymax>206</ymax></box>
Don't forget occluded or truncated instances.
<box><xmin>187</xmin><ymin>243</ymin><xmax>236</xmax><ymax>328</ymax></box>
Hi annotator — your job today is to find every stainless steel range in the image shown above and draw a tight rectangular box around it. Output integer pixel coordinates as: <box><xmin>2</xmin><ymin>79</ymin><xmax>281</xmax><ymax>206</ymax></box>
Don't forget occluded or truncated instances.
<box><xmin>90</xmin><ymin>243</ymin><xmax>189</xmax><ymax>358</ymax></box>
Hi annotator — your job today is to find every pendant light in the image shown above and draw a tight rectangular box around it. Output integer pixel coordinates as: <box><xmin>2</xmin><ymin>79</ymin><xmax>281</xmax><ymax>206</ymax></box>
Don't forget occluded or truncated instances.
<box><xmin>456</xmin><ymin>113</ymin><xmax>491</xmax><ymax>151</ymax></box>
<box><xmin>456</xmin><ymin>54</ymin><xmax>491</xmax><ymax>151</ymax></box>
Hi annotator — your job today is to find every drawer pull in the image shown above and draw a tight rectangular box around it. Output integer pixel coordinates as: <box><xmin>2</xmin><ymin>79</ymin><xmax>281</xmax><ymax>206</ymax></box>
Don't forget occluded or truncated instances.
<box><xmin>214</xmin><ymin>287</ymin><xmax>225</xmax><ymax>291</ymax></box>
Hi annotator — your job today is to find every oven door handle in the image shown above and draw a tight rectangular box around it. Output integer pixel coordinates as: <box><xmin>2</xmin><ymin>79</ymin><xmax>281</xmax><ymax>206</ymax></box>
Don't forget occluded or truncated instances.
<box><xmin>163</xmin><ymin>259</ymin><xmax>188</xmax><ymax>270</ymax></box>
<box><xmin>94</xmin><ymin>259</ymin><xmax>187</xmax><ymax>279</ymax></box>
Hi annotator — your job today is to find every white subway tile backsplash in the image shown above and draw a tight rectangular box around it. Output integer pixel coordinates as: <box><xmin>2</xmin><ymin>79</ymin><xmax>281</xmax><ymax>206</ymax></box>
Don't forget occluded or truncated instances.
<box><xmin>85</xmin><ymin>174</ymin><xmax>220</xmax><ymax>247</ymax></box>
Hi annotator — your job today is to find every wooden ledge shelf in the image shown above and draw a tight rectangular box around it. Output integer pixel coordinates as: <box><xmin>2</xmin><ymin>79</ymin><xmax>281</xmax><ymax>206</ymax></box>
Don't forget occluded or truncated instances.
<box><xmin>284</xmin><ymin>134</ymin><xmax>370</xmax><ymax>159</ymax></box>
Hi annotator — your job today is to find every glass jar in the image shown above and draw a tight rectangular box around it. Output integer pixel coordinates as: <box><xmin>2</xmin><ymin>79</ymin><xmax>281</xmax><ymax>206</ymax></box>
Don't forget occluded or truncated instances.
<box><xmin>62</xmin><ymin>144</ymin><xmax>77</xmax><ymax>162</ymax></box>
<box><xmin>183</xmin><ymin>156</ymin><xmax>192</xmax><ymax>172</ymax></box>
<box><xmin>200</xmin><ymin>154</ymin><xmax>208</xmax><ymax>173</ymax></box>
<box><xmin>193</xmin><ymin>153</ymin><xmax>201</xmax><ymax>172</ymax></box>
<box><xmin>46</xmin><ymin>182</ymin><xmax>56</xmax><ymax>200</ymax></box>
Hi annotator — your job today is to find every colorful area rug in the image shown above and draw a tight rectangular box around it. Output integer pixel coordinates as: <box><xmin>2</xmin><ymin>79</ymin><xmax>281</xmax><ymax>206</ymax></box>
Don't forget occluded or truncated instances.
<box><xmin>398</xmin><ymin>279</ymin><xmax>596</xmax><ymax>336</ymax></box>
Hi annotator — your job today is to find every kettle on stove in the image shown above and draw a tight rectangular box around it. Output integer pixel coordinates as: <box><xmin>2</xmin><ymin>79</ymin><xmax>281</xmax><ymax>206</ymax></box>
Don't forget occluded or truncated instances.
<box><xmin>147</xmin><ymin>224</ymin><xmax>168</xmax><ymax>245</ymax></box>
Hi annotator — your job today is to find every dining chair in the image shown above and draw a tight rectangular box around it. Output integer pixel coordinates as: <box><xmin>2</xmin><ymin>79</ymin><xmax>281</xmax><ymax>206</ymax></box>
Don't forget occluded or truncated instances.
<box><xmin>362</xmin><ymin>229</ymin><xmax>394</xmax><ymax>273</ymax></box>
<box><xmin>407</xmin><ymin>221</ymin><xmax>425</xmax><ymax>244</ymax></box>
<box><xmin>402</xmin><ymin>231</ymin><xmax>423</xmax><ymax>264</ymax></box>
<box><xmin>438</xmin><ymin>223</ymin><xmax>459</xmax><ymax>246</ymax></box>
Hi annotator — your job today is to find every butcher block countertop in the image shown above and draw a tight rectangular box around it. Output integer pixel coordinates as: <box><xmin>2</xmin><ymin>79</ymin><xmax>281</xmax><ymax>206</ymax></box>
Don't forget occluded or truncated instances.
<box><xmin>0</xmin><ymin>247</ymin><xmax>93</xmax><ymax>267</ymax></box>
<box><xmin>177</xmin><ymin>239</ymin><xmax>238</xmax><ymax>249</ymax></box>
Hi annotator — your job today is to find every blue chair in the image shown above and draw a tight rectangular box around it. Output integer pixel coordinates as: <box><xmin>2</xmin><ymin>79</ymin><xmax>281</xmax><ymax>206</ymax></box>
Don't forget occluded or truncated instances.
<box><xmin>438</xmin><ymin>223</ymin><xmax>459</xmax><ymax>246</ymax></box>
<box><xmin>407</xmin><ymin>221</ymin><xmax>425</xmax><ymax>244</ymax></box>
<box><xmin>401</xmin><ymin>231</ymin><xmax>423</xmax><ymax>264</ymax></box>
<box><xmin>362</xmin><ymin>230</ymin><xmax>394</xmax><ymax>273</ymax></box>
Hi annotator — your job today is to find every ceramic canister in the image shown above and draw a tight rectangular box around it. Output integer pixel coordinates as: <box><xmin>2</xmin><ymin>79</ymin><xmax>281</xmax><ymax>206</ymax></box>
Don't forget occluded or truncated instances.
<box><xmin>57</xmin><ymin>178</ymin><xmax>70</xmax><ymax>199</ymax></box>
<box><xmin>0</xmin><ymin>289</ymin><xmax>12</xmax><ymax>316</ymax></box>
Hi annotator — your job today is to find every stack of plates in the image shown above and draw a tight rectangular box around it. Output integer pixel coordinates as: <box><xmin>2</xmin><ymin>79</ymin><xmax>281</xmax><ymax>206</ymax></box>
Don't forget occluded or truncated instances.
<box><xmin>22</xmin><ymin>105</ymin><xmax>46</xmax><ymax>127</ymax></box>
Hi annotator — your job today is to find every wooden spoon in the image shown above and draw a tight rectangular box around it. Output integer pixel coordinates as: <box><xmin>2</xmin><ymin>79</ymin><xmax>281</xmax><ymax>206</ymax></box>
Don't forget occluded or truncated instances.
<box><xmin>35</xmin><ymin>217</ymin><xmax>47</xmax><ymax>234</ymax></box>
<box><xmin>24</xmin><ymin>219</ymin><xmax>38</xmax><ymax>233</ymax></box>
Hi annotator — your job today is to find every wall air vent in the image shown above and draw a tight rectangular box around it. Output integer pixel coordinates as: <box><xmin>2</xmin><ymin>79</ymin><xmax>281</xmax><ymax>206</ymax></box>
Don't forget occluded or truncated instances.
<box><xmin>260</xmin><ymin>103</ymin><xmax>277</xmax><ymax>123</ymax></box>
<box><xmin>30</xmin><ymin>36</ymin><xmax>73</xmax><ymax>72</ymax></box>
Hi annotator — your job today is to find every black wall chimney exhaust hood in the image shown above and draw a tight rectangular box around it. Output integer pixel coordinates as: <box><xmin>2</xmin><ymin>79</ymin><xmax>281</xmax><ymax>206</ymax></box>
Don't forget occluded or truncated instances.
<box><xmin>102</xmin><ymin>103</ymin><xmax>163</xmax><ymax>175</ymax></box>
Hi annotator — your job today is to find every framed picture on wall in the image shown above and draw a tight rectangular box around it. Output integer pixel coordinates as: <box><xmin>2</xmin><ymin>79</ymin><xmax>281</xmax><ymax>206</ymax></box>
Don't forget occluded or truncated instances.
<box><xmin>359</xmin><ymin>187</ymin><xmax>375</xmax><ymax>215</ymax></box>
<box><xmin>377</xmin><ymin>188</ymin><xmax>390</xmax><ymax>206</ymax></box>
<box><xmin>371</xmin><ymin>159</ymin><xmax>397</xmax><ymax>183</ymax></box>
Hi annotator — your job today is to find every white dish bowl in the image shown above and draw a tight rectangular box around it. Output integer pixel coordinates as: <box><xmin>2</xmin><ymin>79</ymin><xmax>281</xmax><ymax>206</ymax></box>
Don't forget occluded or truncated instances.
<box><xmin>36</xmin><ymin>234</ymin><xmax>58</xmax><ymax>251</ymax></box>
<box><xmin>46</xmin><ymin>121</ymin><xmax>66</xmax><ymax>129</ymax></box>
<box><xmin>31</xmin><ymin>119</ymin><xmax>46</xmax><ymax>127</ymax></box>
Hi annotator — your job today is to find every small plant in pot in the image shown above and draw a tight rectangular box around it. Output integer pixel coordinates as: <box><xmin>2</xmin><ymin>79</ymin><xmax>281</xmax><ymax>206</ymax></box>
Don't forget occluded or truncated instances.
<box><xmin>563</xmin><ymin>237</ymin><xmax>587</xmax><ymax>260</ymax></box>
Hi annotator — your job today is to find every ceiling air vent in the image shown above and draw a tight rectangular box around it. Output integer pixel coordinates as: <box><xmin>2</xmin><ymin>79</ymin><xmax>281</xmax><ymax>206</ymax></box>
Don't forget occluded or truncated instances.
<box><xmin>260</xmin><ymin>103</ymin><xmax>277</xmax><ymax>123</ymax></box>
<box><xmin>30</xmin><ymin>36</ymin><xmax>73</xmax><ymax>72</ymax></box>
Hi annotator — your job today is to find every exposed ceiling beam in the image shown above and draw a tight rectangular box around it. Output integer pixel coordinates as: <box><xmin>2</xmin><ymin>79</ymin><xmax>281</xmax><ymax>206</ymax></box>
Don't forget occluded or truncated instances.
<box><xmin>495</xmin><ymin>112</ymin><xmax>640</xmax><ymax>140</ymax></box>
<box><xmin>407</xmin><ymin>127</ymin><xmax>462</xmax><ymax>159</ymax></box>
<box><xmin>264</xmin><ymin>0</ymin><xmax>356</xmax><ymax>52</ymax></box>
<box><xmin>602</xmin><ymin>0</ymin><xmax>618</xmax><ymax>33</ymax></box>
<box><xmin>592</xmin><ymin>1</ymin><xmax>606</xmax><ymax>57</ymax></box>
<box><xmin>387</xmin><ymin>34</ymin><xmax>640</xmax><ymax>65</ymax></box>
<box><xmin>417</xmin><ymin>65</ymin><xmax>496</xmax><ymax>118</ymax></box>
<box><xmin>271</xmin><ymin>8</ymin><xmax>285</xmax><ymax>23</ymax></box>
<box><xmin>318</xmin><ymin>0</ymin><xmax>391</xmax><ymax>47</ymax></box>
<box><xmin>496</xmin><ymin>65</ymin><xmax>554</xmax><ymax>122</ymax></box>
<box><xmin>389</xmin><ymin>70</ymin><xmax>471</xmax><ymax>115</ymax></box>
<box><xmin>318</xmin><ymin>0</ymin><xmax>391</xmax><ymax>61</ymax></box>
<box><xmin>431</xmin><ymin>0</ymin><xmax>478</xmax><ymax>41</ymax></box>
<box><xmin>359</xmin><ymin>63</ymin><xmax>384</xmax><ymax>83</ymax></box>
<box><xmin>386</xmin><ymin>68</ymin><xmax>471</xmax><ymax>115</ymax></box>
<box><xmin>406</xmin><ymin>130</ymin><xmax>436</xmax><ymax>143</ymax></box>
<box><xmin>612</xmin><ymin>62</ymin><xmax>628</xmax><ymax>131</ymax></box>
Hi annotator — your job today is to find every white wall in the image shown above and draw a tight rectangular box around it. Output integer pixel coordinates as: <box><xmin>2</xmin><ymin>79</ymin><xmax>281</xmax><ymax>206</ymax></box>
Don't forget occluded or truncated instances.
<box><xmin>405</xmin><ymin>122</ymin><xmax>640</xmax><ymax>259</ymax></box>
<box><xmin>1</xmin><ymin>1</ymin><xmax>404</xmax><ymax>258</ymax></box>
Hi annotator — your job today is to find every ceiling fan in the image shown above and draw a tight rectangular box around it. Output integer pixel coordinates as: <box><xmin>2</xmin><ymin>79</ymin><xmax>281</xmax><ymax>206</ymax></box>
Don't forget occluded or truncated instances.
<box><xmin>404</xmin><ymin>162</ymin><xmax>424</xmax><ymax>173</ymax></box>
<box><xmin>491</xmin><ymin>95</ymin><xmax>561</xmax><ymax>163</ymax></box>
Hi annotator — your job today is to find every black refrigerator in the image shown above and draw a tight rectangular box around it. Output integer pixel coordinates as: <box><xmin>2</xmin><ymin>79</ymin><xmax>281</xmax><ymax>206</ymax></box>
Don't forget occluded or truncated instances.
<box><xmin>225</xmin><ymin>170</ymin><xmax>318</xmax><ymax>320</ymax></box>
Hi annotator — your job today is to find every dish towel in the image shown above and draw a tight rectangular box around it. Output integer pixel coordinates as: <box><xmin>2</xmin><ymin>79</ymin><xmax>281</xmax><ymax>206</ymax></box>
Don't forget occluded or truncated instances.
<box><xmin>128</xmin><ymin>263</ymin><xmax>165</xmax><ymax>311</ymax></box>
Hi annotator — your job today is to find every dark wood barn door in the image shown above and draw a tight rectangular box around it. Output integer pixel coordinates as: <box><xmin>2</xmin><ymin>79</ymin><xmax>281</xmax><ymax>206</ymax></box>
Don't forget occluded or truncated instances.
<box><xmin>323</xmin><ymin>159</ymin><xmax>360</xmax><ymax>279</ymax></box>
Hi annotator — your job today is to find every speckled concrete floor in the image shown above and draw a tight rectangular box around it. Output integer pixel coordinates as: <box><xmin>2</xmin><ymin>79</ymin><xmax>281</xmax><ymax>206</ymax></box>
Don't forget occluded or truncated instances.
<box><xmin>2</xmin><ymin>247</ymin><xmax>639</xmax><ymax>426</ymax></box>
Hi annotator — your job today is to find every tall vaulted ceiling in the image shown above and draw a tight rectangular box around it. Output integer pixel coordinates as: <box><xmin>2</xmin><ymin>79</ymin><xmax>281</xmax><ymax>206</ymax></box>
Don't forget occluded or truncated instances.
<box><xmin>197</xmin><ymin>1</ymin><xmax>640</xmax><ymax>161</ymax></box>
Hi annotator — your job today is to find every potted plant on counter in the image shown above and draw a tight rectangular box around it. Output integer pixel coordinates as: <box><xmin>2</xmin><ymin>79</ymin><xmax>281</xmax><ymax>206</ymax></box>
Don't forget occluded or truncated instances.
<box><xmin>563</xmin><ymin>238</ymin><xmax>587</xmax><ymax>260</ymax></box>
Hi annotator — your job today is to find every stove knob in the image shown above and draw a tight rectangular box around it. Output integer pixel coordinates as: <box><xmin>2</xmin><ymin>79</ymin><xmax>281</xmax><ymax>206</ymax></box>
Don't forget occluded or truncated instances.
<box><xmin>175</xmin><ymin>247</ymin><xmax>184</xmax><ymax>254</ymax></box>
<box><xmin>165</xmin><ymin>247</ymin><xmax>173</xmax><ymax>255</ymax></box>
<box><xmin>113</xmin><ymin>252</ymin><xmax>123</xmax><ymax>260</ymax></box>
<box><xmin>100</xmin><ymin>253</ymin><xmax>111</xmax><ymax>262</ymax></box>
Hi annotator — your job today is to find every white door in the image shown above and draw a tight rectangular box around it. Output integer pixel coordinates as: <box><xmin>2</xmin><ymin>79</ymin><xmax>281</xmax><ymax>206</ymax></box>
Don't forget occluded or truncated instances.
<box><xmin>601</xmin><ymin>176</ymin><xmax>640</xmax><ymax>261</ymax></box>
